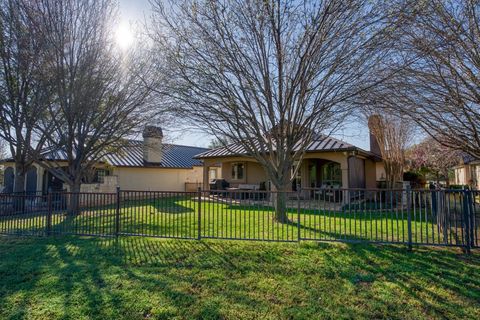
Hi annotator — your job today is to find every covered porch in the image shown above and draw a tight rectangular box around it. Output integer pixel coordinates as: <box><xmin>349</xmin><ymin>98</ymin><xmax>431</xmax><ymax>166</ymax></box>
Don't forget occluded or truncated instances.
<box><xmin>201</xmin><ymin>152</ymin><xmax>382</xmax><ymax>198</ymax></box>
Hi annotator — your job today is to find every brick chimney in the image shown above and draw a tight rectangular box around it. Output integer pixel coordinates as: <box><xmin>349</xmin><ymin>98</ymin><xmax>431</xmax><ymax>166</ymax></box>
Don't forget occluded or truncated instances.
<box><xmin>143</xmin><ymin>126</ymin><xmax>163</xmax><ymax>164</ymax></box>
<box><xmin>367</xmin><ymin>115</ymin><xmax>382</xmax><ymax>156</ymax></box>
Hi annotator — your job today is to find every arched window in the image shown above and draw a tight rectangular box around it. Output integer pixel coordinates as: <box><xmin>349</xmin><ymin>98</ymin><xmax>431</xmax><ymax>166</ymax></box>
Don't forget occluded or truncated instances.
<box><xmin>26</xmin><ymin>167</ymin><xmax>38</xmax><ymax>195</ymax></box>
<box><xmin>3</xmin><ymin>167</ymin><xmax>14</xmax><ymax>193</ymax></box>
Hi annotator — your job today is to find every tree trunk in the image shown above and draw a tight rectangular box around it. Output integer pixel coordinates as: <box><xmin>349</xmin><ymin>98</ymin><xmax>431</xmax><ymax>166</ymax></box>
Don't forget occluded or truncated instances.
<box><xmin>13</xmin><ymin>163</ymin><xmax>26</xmax><ymax>212</ymax></box>
<box><xmin>67</xmin><ymin>180</ymin><xmax>82</xmax><ymax>215</ymax></box>
<box><xmin>271</xmin><ymin>182</ymin><xmax>290</xmax><ymax>223</ymax></box>
<box><xmin>13</xmin><ymin>163</ymin><xmax>26</xmax><ymax>194</ymax></box>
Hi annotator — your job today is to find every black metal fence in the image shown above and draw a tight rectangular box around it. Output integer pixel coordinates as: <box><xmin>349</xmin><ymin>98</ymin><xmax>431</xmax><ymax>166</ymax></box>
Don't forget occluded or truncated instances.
<box><xmin>0</xmin><ymin>188</ymin><xmax>478</xmax><ymax>251</ymax></box>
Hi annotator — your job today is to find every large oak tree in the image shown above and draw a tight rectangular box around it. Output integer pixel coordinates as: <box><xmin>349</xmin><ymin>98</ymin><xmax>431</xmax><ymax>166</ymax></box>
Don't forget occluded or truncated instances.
<box><xmin>149</xmin><ymin>0</ymin><xmax>398</xmax><ymax>221</ymax></box>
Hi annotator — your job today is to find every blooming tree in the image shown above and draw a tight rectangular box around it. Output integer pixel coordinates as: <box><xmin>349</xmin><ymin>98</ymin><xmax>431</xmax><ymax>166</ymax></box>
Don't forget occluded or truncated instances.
<box><xmin>406</xmin><ymin>138</ymin><xmax>461</xmax><ymax>185</ymax></box>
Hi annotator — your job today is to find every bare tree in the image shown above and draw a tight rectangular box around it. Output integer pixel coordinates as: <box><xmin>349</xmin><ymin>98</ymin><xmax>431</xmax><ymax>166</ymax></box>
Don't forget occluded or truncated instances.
<box><xmin>208</xmin><ymin>137</ymin><xmax>233</xmax><ymax>149</ymax></box>
<box><xmin>0</xmin><ymin>138</ymin><xmax>6</xmax><ymax>187</ymax></box>
<box><xmin>149</xmin><ymin>0</ymin><xmax>397</xmax><ymax>221</ymax></box>
<box><xmin>0</xmin><ymin>0</ymin><xmax>51</xmax><ymax>194</ymax></box>
<box><xmin>31</xmin><ymin>0</ymin><xmax>152</xmax><ymax>212</ymax></box>
<box><xmin>369</xmin><ymin>0</ymin><xmax>480</xmax><ymax>158</ymax></box>
<box><xmin>368</xmin><ymin>114</ymin><xmax>413</xmax><ymax>189</ymax></box>
<box><xmin>0</xmin><ymin>138</ymin><xmax>6</xmax><ymax>158</ymax></box>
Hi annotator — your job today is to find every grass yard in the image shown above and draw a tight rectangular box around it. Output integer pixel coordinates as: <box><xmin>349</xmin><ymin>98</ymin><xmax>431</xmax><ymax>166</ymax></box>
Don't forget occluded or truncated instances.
<box><xmin>0</xmin><ymin>236</ymin><xmax>479</xmax><ymax>320</ymax></box>
<box><xmin>1</xmin><ymin>195</ymin><xmax>472</xmax><ymax>246</ymax></box>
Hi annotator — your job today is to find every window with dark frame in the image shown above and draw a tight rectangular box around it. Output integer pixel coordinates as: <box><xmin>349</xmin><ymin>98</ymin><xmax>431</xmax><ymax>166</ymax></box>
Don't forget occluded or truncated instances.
<box><xmin>94</xmin><ymin>169</ymin><xmax>110</xmax><ymax>183</ymax></box>
<box><xmin>231</xmin><ymin>162</ymin><xmax>244</xmax><ymax>180</ymax></box>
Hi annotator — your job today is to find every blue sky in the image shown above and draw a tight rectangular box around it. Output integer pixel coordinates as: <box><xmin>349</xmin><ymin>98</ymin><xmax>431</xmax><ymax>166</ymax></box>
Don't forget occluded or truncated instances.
<box><xmin>118</xmin><ymin>0</ymin><xmax>371</xmax><ymax>150</ymax></box>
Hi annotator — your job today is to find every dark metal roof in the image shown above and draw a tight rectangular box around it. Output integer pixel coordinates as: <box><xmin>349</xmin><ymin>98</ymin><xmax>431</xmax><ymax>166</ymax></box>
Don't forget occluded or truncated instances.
<box><xmin>195</xmin><ymin>134</ymin><xmax>375</xmax><ymax>159</ymax></box>
<box><xmin>462</xmin><ymin>153</ymin><xmax>479</xmax><ymax>164</ymax></box>
<box><xmin>108</xmin><ymin>140</ymin><xmax>208</xmax><ymax>168</ymax></box>
<box><xmin>3</xmin><ymin>140</ymin><xmax>209</xmax><ymax>169</ymax></box>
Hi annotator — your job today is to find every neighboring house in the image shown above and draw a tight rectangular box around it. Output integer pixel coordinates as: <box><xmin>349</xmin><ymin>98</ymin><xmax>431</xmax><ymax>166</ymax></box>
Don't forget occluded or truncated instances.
<box><xmin>195</xmin><ymin>134</ymin><xmax>385</xmax><ymax>196</ymax></box>
<box><xmin>453</xmin><ymin>154</ymin><xmax>480</xmax><ymax>189</ymax></box>
<box><xmin>1</xmin><ymin>126</ymin><xmax>220</xmax><ymax>194</ymax></box>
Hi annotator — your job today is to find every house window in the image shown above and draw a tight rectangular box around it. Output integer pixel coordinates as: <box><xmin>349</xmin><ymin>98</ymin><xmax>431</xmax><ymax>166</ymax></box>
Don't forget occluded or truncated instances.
<box><xmin>94</xmin><ymin>169</ymin><xmax>110</xmax><ymax>183</ymax></box>
<box><xmin>231</xmin><ymin>163</ymin><xmax>245</xmax><ymax>180</ymax></box>
<box><xmin>209</xmin><ymin>168</ymin><xmax>217</xmax><ymax>182</ymax></box>
<box><xmin>321</xmin><ymin>162</ymin><xmax>342</xmax><ymax>186</ymax></box>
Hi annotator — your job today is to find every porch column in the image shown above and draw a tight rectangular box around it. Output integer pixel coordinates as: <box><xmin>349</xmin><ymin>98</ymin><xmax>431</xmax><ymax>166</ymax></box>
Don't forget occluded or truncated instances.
<box><xmin>36</xmin><ymin>165</ymin><xmax>44</xmax><ymax>194</ymax></box>
<box><xmin>341</xmin><ymin>161</ymin><xmax>349</xmax><ymax>205</ymax></box>
<box><xmin>300</xmin><ymin>160</ymin><xmax>310</xmax><ymax>198</ymax></box>
<box><xmin>202</xmin><ymin>164</ymin><xmax>209</xmax><ymax>190</ymax></box>
<box><xmin>341</xmin><ymin>164</ymin><xmax>349</xmax><ymax>189</ymax></box>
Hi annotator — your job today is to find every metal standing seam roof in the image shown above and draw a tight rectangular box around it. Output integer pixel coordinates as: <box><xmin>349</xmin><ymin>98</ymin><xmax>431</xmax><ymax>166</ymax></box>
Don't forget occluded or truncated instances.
<box><xmin>461</xmin><ymin>153</ymin><xmax>479</xmax><ymax>165</ymax></box>
<box><xmin>194</xmin><ymin>134</ymin><xmax>370</xmax><ymax>159</ymax></box>
<box><xmin>8</xmin><ymin>140</ymin><xmax>209</xmax><ymax>169</ymax></box>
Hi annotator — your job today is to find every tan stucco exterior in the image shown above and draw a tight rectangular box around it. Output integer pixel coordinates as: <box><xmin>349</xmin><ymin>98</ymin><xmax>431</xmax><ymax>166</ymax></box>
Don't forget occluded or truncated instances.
<box><xmin>113</xmin><ymin>166</ymin><xmax>204</xmax><ymax>191</ymax></box>
<box><xmin>454</xmin><ymin>162</ymin><xmax>480</xmax><ymax>189</ymax></box>
<box><xmin>2</xmin><ymin>161</ymin><xmax>206</xmax><ymax>193</ymax></box>
<box><xmin>200</xmin><ymin>151</ymin><xmax>384</xmax><ymax>191</ymax></box>
<box><xmin>219</xmin><ymin>160</ymin><xmax>267</xmax><ymax>186</ymax></box>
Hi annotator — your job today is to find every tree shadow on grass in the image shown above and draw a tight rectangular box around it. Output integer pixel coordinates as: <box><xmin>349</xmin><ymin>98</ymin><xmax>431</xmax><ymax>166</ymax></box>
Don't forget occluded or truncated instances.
<box><xmin>121</xmin><ymin>196</ymin><xmax>195</xmax><ymax>214</ymax></box>
<box><xmin>318</xmin><ymin>243</ymin><xmax>480</xmax><ymax>319</ymax></box>
<box><xmin>0</xmin><ymin>236</ymin><xmax>479</xmax><ymax>319</ymax></box>
<box><xmin>0</xmin><ymin>236</ymin><xmax>287</xmax><ymax>319</ymax></box>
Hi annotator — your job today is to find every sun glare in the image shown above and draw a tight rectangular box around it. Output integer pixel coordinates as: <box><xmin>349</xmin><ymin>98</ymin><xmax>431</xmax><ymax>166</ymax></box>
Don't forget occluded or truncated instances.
<box><xmin>115</xmin><ymin>22</ymin><xmax>135</xmax><ymax>50</ymax></box>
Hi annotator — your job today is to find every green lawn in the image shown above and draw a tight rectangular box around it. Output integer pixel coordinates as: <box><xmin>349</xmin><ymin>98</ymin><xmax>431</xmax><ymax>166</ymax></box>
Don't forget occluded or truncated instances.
<box><xmin>0</xmin><ymin>195</ymin><xmax>471</xmax><ymax>246</ymax></box>
<box><xmin>0</xmin><ymin>236</ymin><xmax>478</xmax><ymax>319</ymax></box>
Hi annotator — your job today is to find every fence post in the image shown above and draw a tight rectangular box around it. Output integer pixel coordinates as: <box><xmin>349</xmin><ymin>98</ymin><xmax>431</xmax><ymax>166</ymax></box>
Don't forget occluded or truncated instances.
<box><xmin>406</xmin><ymin>185</ymin><xmax>413</xmax><ymax>251</ymax></box>
<box><xmin>439</xmin><ymin>190</ymin><xmax>448</xmax><ymax>245</ymax></box>
<box><xmin>46</xmin><ymin>192</ymin><xmax>52</xmax><ymax>236</ymax></box>
<box><xmin>468</xmin><ymin>190</ymin><xmax>476</xmax><ymax>248</ymax></box>
<box><xmin>115</xmin><ymin>186</ymin><xmax>121</xmax><ymax>238</ymax></box>
<box><xmin>463</xmin><ymin>188</ymin><xmax>472</xmax><ymax>254</ymax></box>
<box><xmin>197</xmin><ymin>187</ymin><xmax>202</xmax><ymax>240</ymax></box>
<box><xmin>297</xmin><ymin>189</ymin><xmax>301</xmax><ymax>242</ymax></box>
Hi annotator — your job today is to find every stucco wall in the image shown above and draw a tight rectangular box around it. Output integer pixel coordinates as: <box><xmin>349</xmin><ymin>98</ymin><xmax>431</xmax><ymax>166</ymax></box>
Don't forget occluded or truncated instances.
<box><xmin>114</xmin><ymin>166</ymin><xmax>204</xmax><ymax>191</ymax></box>
<box><xmin>454</xmin><ymin>164</ymin><xmax>480</xmax><ymax>189</ymax></box>
<box><xmin>2</xmin><ymin>161</ymin><xmax>204</xmax><ymax>193</ymax></box>
<box><xmin>454</xmin><ymin>167</ymin><xmax>465</xmax><ymax>185</ymax></box>
<box><xmin>80</xmin><ymin>176</ymin><xmax>118</xmax><ymax>193</ymax></box>
<box><xmin>375</xmin><ymin>162</ymin><xmax>386</xmax><ymax>182</ymax></box>
<box><xmin>201</xmin><ymin>151</ymin><xmax>383</xmax><ymax>190</ymax></box>
<box><xmin>473</xmin><ymin>165</ymin><xmax>480</xmax><ymax>189</ymax></box>
<box><xmin>185</xmin><ymin>166</ymin><xmax>203</xmax><ymax>183</ymax></box>
<box><xmin>221</xmin><ymin>160</ymin><xmax>267</xmax><ymax>187</ymax></box>
<box><xmin>2</xmin><ymin>162</ymin><xmax>46</xmax><ymax>193</ymax></box>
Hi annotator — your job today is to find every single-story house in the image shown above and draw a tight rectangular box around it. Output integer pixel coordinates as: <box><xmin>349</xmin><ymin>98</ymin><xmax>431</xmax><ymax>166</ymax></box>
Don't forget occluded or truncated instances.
<box><xmin>453</xmin><ymin>154</ymin><xmax>480</xmax><ymax>189</ymax></box>
<box><xmin>195</xmin><ymin>134</ymin><xmax>385</xmax><ymax>196</ymax></box>
<box><xmin>1</xmin><ymin>126</ymin><xmax>220</xmax><ymax>194</ymax></box>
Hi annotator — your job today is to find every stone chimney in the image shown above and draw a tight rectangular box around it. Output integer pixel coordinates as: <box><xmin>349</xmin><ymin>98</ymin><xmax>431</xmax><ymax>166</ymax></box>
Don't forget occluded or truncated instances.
<box><xmin>143</xmin><ymin>126</ymin><xmax>163</xmax><ymax>164</ymax></box>
<box><xmin>367</xmin><ymin>115</ymin><xmax>382</xmax><ymax>156</ymax></box>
